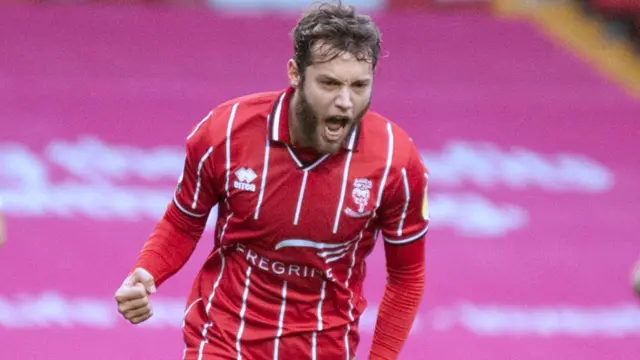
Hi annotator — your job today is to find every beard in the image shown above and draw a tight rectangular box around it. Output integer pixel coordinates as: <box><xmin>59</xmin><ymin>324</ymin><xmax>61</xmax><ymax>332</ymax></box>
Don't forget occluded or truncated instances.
<box><xmin>295</xmin><ymin>87</ymin><xmax>319</xmax><ymax>149</ymax></box>
<box><xmin>294</xmin><ymin>83</ymin><xmax>370</xmax><ymax>154</ymax></box>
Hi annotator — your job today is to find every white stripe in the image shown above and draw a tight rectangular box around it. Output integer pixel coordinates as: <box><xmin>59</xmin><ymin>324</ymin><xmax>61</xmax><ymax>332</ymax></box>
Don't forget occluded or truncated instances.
<box><xmin>173</xmin><ymin>195</ymin><xmax>207</xmax><ymax>218</ymax></box>
<box><xmin>312</xmin><ymin>332</ymin><xmax>317</xmax><ymax>360</ymax></box>
<box><xmin>220</xmin><ymin>103</ymin><xmax>239</xmax><ymax>242</ymax></box>
<box><xmin>324</xmin><ymin>252</ymin><xmax>349</xmax><ymax>264</ymax></box>
<box><xmin>293</xmin><ymin>170</ymin><xmax>309</xmax><ymax>225</ymax></box>
<box><xmin>224</xmin><ymin>103</ymin><xmax>239</xmax><ymax>196</ymax></box>
<box><xmin>254</xmin><ymin>116</ymin><xmax>271</xmax><ymax>220</ymax></box>
<box><xmin>344</xmin><ymin>324</ymin><xmax>351</xmax><ymax>360</ymax></box>
<box><xmin>306</xmin><ymin>153</ymin><xmax>330</xmax><ymax>171</ymax></box>
<box><xmin>396</xmin><ymin>167</ymin><xmax>410</xmax><ymax>236</ymax></box>
<box><xmin>346</xmin><ymin>125</ymin><xmax>358</xmax><ymax>150</ymax></box>
<box><xmin>317</xmin><ymin>280</ymin><xmax>326</xmax><ymax>331</ymax></box>
<box><xmin>332</xmin><ymin>150</ymin><xmax>354</xmax><ymax>233</ymax></box>
<box><xmin>345</xmin><ymin>230</ymin><xmax>369</xmax><ymax>323</ymax></box>
<box><xmin>219</xmin><ymin>212</ymin><xmax>234</xmax><ymax>243</ymax></box>
<box><xmin>273</xmin><ymin>281</ymin><xmax>288</xmax><ymax>360</ymax></box>
<box><xmin>204</xmin><ymin>253</ymin><xmax>226</xmax><ymax>315</ymax></box>
<box><xmin>376</xmin><ymin>123</ymin><xmax>395</xmax><ymax>208</ymax></box>
<box><xmin>197</xmin><ymin>323</ymin><xmax>213</xmax><ymax>360</ymax></box>
<box><xmin>236</xmin><ymin>266</ymin><xmax>253</xmax><ymax>360</ymax></box>
<box><xmin>286</xmin><ymin>145</ymin><xmax>330</xmax><ymax>171</ymax></box>
<box><xmin>285</xmin><ymin>145</ymin><xmax>303</xmax><ymax>167</ymax></box>
<box><xmin>182</xmin><ymin>297</ymin><xmax>202</xmax><ymax>328</ymax></box>
<box><xmin>187</xmin><ymin>111</ymin><xmax>212</xmax><ymax>140</ymax></box>
<box><xmin>192</xmin><ymin>146</ymin><xmax>214</xmax><ymax>209</ymax></box>
<box><xmin>197</xmin><ymin>252</ymin><xmax>226</xmax><ymax>360</ymax></box>
<box><xmin>311</xmin><ymin>280</ymin><xmax>327</xmax><ymax>360</ymax></box>
<box><xmin>343</xmin><ymin>122</ymin><xmax>395</xmax><ymax>349</ymax></box>
<box><xmin>272</xmin><ymin>94</ymin><xmax>285</xmax><ymax>141</ymax></box>
<box><xmin>384</xmin><ymin>224</ymin><xmax>429</xmax><ymax>245</ymax></box>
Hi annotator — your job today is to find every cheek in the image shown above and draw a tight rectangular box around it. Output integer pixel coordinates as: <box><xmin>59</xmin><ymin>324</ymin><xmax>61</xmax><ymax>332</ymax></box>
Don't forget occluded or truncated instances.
<box><xmin>305</xmin><ymin>95</ymin><xmax>330</xmax><ymax>120</ymax></box>
<box><xmin>354</xmin><ymin>91</ymin><xmax>372</xmax><ymax>111</ymax></box>
<box><xmin>308</xmin><ymin>91</ymin><xmax>333</xmax><ymax>110</ymax></box>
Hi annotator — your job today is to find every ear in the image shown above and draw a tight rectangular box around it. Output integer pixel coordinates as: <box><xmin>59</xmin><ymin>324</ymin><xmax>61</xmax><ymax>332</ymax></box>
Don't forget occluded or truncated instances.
<box><xmin>287</xmin><ymin>59</ymin><xmax>300</xmax><ymax>88</ymax></box>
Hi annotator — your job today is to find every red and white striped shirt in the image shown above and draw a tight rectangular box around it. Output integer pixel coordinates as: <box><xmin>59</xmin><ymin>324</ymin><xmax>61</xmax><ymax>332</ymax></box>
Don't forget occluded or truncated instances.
<box><xmin>138</xmin><ymin>87</ymin><xmax>429</xmax><ymax>360</ymax></box>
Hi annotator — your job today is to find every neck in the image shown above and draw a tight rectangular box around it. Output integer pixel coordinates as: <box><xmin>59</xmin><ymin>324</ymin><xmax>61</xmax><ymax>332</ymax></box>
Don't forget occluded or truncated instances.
<box><xmin>288</xmin><ymin>90</ymin><xmax>304</xmax><ymax>148</ymax></box>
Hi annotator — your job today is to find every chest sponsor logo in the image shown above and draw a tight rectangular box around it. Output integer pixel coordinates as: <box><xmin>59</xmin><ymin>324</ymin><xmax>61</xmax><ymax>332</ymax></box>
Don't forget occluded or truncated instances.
<box><xmin>235</xmin><ymin>241</ymin><xmax>350</xmax><ymax>282</ymax></box>
<box><xmin>234</xmin><ymin>167</ymin><xmax>257</xmax><ymax>192</ymax></box>
<box><xmin>274</xmin><ymin>238</ymin><xmax>356</xmax><ymax>264</ymax></box>
<box><xmin>345</xmin><ymin>178</ymin><xmax>373</xmax><ymax>218</ymax></box>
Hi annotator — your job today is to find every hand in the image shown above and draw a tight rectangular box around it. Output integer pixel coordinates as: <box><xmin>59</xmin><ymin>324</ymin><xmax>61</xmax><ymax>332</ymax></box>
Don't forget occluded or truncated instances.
<box><xmin>114</xmin><ymin>267</ymin><xmax>157</xmax><ymax>324</ymax></box>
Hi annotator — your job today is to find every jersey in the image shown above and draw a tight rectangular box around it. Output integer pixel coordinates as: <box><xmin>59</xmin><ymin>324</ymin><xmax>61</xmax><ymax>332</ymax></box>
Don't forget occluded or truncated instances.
<box><xmin>175</xmin><ymin>87</ymin><xmax>429</xmax><ymax>360</ymax></box>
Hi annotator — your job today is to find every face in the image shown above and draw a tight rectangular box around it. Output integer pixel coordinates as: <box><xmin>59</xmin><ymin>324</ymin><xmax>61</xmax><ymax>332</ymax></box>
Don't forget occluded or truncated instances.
<box><xmin>288</xmin><ymin>47</ymin><xmax>373</xmax><ymax>154</ymax></box>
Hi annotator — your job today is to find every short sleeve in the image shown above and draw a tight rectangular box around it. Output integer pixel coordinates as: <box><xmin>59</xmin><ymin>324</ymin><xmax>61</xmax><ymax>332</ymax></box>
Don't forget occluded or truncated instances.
<box><xmin>378</xmin><ymin>145</ymin><xmax>429</xmax><ymax>245</ymax></box>
<box><xmin>172</xmin><ymin>114</ymin><xmax>220</xmax><ymax>218</ymax></box>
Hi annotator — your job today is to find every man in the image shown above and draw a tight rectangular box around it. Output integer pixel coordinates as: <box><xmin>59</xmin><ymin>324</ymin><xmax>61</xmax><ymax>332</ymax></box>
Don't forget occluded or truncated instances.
<box><xmin>114</xmin><ymin>2</ymin><xmax>429</xmax><ymax>359</ymax></box>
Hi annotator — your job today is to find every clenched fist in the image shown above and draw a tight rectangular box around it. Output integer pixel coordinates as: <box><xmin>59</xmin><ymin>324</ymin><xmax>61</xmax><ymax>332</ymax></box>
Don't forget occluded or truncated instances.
<box><xmin>114</xmin><ymin>267</ymin><xmax>157</xmax><ymax>325</ymax></box>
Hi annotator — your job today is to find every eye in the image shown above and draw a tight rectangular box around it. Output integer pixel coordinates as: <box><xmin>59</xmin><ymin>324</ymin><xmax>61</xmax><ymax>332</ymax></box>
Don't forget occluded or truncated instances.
<box><xmin>351</xmin><ymin>82</ymin><xmax>369</xmax><ymax>91</ymax></box>
<box><xmin>321</xmin><ymin>79</ymin><xmax>340</xmax><ymax>87</ymax></box>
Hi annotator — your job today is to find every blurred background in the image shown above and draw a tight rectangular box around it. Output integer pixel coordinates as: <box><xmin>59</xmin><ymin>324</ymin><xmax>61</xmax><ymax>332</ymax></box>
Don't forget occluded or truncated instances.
<box><xmin>1</xmin><ymin>0</ymin><xmax>640</xmax><ymax>359</ymax></box>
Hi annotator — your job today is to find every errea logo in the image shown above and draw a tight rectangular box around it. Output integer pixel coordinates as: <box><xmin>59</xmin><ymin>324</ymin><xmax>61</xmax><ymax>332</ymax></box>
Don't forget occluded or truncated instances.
<box><xmin>234</xmin><ymin>167</ymin><xmax>257</xmax><ymax>192</ymax></box>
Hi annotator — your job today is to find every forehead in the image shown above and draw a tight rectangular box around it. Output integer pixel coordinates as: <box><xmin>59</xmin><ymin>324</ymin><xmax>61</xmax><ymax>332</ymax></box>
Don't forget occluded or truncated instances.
<box><xmin>305</xmin><ymin>43</ymin><xmax>373</xmax><ymax>81</ymax></box>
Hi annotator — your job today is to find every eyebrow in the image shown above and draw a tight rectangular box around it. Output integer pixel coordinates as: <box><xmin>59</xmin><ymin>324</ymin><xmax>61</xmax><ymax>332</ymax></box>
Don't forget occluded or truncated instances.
<box><xmin>317</xmin><ymin>74</ymin><xmax>371</xmax><ymax>84</ymax></box>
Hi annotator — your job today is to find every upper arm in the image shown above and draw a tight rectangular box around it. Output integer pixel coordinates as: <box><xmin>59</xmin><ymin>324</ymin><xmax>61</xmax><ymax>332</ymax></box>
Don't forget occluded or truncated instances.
<box><xmin>378</xmin><ymin>142</ymin><xmax>429</xmax><ymax>246</ymax></box>
<box><xmin>172</xmin><ymin>112</ymin><xmax>221</xmax><ymax>219</ymax></box>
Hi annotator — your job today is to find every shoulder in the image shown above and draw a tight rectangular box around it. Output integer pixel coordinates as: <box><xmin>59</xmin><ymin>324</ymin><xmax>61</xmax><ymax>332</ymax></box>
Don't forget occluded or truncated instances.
<box><xmin>187</xmin><ymin>90</ymin><xmax>281</xmax><ymax>148</ymax></box>
<box><xmin>360</xmin><ymin>111</ymin><xmax>425</xmax><ymax>171</ymax></box>
<box><xmin>216</xmin><ymin>90</ymin><xmax>281</xmax><ymax>115</ymax></box>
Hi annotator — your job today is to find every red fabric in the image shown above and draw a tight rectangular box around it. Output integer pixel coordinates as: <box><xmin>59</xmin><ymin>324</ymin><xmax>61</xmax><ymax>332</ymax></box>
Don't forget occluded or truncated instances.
<box><xmin>369</xmin><ymin>236</ymin><xmax>426</xmax><ymax>360</ymax></box>
<box><xmin>129</xmin><ymin>89</ymin><xmax>429</xmax><ymax>358</ymax></box>
<box><xmin>133</xmin><ymin>202</ymin><xmax>205</xmax><ymax>286</ymax></box>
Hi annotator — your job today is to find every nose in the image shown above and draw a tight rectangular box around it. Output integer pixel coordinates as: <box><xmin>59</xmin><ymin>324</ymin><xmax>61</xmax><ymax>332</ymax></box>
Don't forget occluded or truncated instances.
<box><xmin>334</xmin><ymin>87</ymin><xmax>352</xmax><ymax>113</ymax></box>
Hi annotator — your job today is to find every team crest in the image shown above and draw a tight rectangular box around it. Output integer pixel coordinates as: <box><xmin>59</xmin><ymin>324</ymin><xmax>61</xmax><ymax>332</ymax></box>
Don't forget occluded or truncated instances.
<box><xmin>345</xmin><ymin>178</ymin><xmax>373</xmax><ymax>218</ymax></box>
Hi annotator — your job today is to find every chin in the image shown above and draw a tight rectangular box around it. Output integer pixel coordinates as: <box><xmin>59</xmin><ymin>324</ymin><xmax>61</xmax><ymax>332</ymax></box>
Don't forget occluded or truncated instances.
<box><xmin>316</xmin><ymin>140</ymin><xmax>342</xmax><ymax>154</ymax></box>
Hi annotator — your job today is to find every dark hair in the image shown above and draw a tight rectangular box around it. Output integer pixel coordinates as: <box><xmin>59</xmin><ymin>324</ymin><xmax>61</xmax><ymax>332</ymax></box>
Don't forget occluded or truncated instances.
<box><xmin>291</xmin><ymin>1</ymin><xmax>382</xmax><ymax>75</ymax></box>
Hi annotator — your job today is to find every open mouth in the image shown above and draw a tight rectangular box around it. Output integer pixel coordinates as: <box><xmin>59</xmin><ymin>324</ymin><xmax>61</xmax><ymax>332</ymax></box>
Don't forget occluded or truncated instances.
<box><xmin>323</xmin><ymin>117</ymin><xmax>349</xmax><ymax>142</ymax></box>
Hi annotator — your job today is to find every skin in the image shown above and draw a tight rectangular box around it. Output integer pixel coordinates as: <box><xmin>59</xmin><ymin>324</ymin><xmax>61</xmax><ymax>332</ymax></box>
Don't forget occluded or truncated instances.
<box><xmin>114</xmin><ymin>45</ymin><xmax>377</xmax><ymax>326</ymax></box>
<box><xmin>287</xmin><ymin>43</ymin><xmax>374</xmax><ymax>154</ymax></box>
<box><xmin>114</xmin><ymin>268</ymin><xmax>156</xmax><ymax>325</ymax></box>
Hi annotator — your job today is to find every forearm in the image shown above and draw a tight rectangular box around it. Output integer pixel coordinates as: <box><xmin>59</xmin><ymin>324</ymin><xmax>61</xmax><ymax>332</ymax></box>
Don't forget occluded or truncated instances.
<box><xmin>133</xmin><ymin>202</ymin><xmax>207</xmax><ymax>287</ymax></box>
<box><xmin>369</xmin><ymin>239</ymin><xmax>426</xmax><ymax>360</ymax></box>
